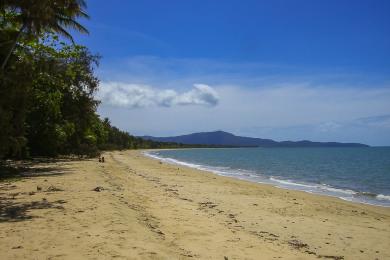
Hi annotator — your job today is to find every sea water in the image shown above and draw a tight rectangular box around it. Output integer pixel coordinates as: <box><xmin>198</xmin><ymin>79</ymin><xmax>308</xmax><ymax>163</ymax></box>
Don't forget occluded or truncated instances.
<box><xmin>145</xmin><ymin>147</ymin><xmax>390</xmax><ymax>207</ymax></box>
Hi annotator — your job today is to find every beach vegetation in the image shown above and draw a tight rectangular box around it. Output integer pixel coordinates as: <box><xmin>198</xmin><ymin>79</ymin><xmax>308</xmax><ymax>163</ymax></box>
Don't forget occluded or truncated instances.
<box><xmin>0</xmin><ymin>1</ymin><xmax>196</xmax><ymax>161</ymax></box>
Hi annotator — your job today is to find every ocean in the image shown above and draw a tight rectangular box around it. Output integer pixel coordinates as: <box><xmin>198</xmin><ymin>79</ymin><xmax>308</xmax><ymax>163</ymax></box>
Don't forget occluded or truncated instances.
<box><xmin>145</xmin><ymin>147</ymin><xmax>390</xmax><ymax>207</ymax></box>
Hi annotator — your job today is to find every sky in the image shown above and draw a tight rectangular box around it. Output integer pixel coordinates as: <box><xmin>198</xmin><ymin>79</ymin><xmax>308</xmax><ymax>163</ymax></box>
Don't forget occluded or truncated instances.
<box><xmin>74</xmin><ymin>0</ymin><xmax>390</xmax><ymax>146</ymax></box>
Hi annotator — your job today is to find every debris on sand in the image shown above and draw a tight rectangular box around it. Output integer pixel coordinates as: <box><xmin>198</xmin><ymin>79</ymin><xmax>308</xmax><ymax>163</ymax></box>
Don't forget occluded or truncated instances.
<box><xmin>46</xmin><ymin>185</ymin><xmax>63</xmax><ymax>192</ymax></box>
<box><xmin>288</xmin><ymin>239</ymin><xmax>308</xmax><ymax>249</ymax></box>
<box><xmin>92</xmin><ymin>186</ymin><xmax>104</xmax><ymax>192</ymax></box>
<box><xmin>318</xmin><ymin>255</ymin><xmax>344</xmax><ymax>260</ymax></box>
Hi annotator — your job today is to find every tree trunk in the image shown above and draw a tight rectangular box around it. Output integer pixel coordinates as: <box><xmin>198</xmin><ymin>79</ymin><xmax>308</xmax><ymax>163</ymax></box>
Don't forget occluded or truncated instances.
<box><xmin>1</xmin><ymin>24</ymin><xmax>25</xmax><ymax>70</ymax></box>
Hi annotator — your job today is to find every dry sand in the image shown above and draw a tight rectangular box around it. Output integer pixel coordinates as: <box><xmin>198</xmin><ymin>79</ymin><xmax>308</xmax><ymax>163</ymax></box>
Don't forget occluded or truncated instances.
<box><xmin>0</xmin><ymin>150</ymin><xmax>389</xmax><ymax>259</ymax></box>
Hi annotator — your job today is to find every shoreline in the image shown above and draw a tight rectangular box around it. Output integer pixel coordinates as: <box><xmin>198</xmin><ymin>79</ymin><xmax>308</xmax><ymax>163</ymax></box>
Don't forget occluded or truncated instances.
<box><xmin>143</xmin><ymin>149</ymin><xmax>390</xmax><ymax>208</ymax></box>
<box><xmin>1</xmin><ymin>150</ymin><xmax>389</xmax><ymax>259</ymax></box>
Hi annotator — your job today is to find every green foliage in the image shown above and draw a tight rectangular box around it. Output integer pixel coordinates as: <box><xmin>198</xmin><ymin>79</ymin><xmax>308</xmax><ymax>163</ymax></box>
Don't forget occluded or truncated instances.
<box><xmin>0</xmin><ymin>2</ymin><xmax>202</xmax><ymax>160</ymax></box>
<box><xmin>0</xmin><ymin>37</ymin><xmax>31</xmax><ymax>158</ymax></box>
<box><xmin>2</xmin><ymin>0</ymin><xmax>89</xmax><ymax>40</ymax></box>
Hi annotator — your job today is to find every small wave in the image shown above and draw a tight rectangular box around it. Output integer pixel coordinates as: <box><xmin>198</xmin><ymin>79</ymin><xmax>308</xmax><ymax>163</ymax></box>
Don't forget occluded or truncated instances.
<box><xmin>357</xmin><ymin>192</ymin><xmax>378</xmax><ymax>198</ymax></box>
<box><xmin>142</xmin><ymin>151</ymin><xmax>389</xmax><ymax>207</ymax></box>
<box><xmin>162</xmin><ymin>157</ymin><xmax>203</xmax><ymax>169</ymax></box>
<box><xmin>377</xmin><ymin>194</ymin><xmax>390</xmax><ymax>201</ymax></box>
<box><xmin>269</xmin><ymin>178</ymin><xmax>358</xmax><ymax>197</ymax></box>
<box><xmin>320</xmin><ymin>186</ymin><xmax>356</xmax><ymax>195</ymax></box>
<box><xmin>144</xmin><ymin>151</ymin><xmax>219</xmax><ymax>173</ymax></box>
<box><xmin>269</xmin><ymin>177</ymin><xmax>317</xmax><ymax>188</ymax></box>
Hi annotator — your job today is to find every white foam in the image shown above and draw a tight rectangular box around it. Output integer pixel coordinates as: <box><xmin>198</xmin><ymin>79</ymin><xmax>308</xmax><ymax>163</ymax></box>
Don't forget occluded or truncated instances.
<box><xmin>144</xmin><ymin>151</ymin><xmax>220</xmax><ymax>174</ymax></box>
<box><xmin>142</xmin><ymin>151</ymin><xmax>390</xmax><ymax>207</ymax></box>
<box><xmin>320</xmin><ymin>186</ymin><xmax>356</xmax><ymax>195</ymax></box>
<box><xmin>269</xmin><ymin>177</ymin><xmax>317</xmax><ymax>188</ymax></box>
<box><xmin>377</xmin><ymin>194</ymin><xmax>390</xmax><ymax>201</ymax></box>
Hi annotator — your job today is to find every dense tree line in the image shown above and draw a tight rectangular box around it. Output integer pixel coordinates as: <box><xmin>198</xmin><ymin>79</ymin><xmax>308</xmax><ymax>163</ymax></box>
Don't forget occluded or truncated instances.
<box><xmin>0</xmin><ymin>1</ymin><xmax>194</xmax><ymax>159</ymax></box>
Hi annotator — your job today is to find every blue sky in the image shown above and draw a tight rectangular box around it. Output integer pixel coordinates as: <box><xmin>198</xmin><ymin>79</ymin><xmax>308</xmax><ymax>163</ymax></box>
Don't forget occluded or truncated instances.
<box><xmin>74</xmin><ymin>0</ymin><xmax>390</xmax><ymax>145</ymax></box>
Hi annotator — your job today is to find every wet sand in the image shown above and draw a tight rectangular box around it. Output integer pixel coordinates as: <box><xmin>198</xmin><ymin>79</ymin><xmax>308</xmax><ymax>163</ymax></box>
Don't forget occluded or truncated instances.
<box><xmin>1</xmin><ymin>150</ymin><xmax>389</xmax><ymax>259</ymax></box>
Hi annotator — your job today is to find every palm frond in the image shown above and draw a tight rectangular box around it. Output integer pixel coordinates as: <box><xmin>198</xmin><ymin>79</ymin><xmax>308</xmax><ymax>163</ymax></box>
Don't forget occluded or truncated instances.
<box><xmin>51</xmin><ymin>23</ymin><xmax>74</xmax><ymax>43</ymax></box>
<box><xmin>77</xmin><ymin>10</ymin><xmax>89</xmax><ymax>19</ymax></box>
<box><xmin>56</xmin><ymin>16</ymin><xmax>89</xmax><ymax>35</ymax></box>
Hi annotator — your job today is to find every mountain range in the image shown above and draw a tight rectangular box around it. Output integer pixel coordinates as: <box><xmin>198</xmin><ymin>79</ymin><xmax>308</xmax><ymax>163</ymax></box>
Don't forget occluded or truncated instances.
<box><xmin>140</xmin><ymin>131</ymin><xmax>369</xmax><ymax>148</ymax></box>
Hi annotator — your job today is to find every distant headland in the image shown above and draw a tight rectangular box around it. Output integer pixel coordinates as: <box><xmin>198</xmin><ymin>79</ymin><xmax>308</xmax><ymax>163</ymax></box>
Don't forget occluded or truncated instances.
<box><xmin>141</xmin><ymin>130</ymin><xmax>369</xmax><ymax>148</ymax></box>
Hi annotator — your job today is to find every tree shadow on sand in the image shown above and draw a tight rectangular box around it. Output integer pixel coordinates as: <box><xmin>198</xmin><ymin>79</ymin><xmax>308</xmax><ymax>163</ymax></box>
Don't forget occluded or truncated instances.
<box><xmin>0</xmin><ymin>157</ymin><xmax>73</xmax><ymax>222</ymax></box>
<box><xmin>0</xmin><ymin>157</ymin><xmax>83</xmax><ymax>181</ymax></box>
<box><xmin>0</xmin><ymin>198</ymin><xmax>66</xmax><ymax>222</ymax></box>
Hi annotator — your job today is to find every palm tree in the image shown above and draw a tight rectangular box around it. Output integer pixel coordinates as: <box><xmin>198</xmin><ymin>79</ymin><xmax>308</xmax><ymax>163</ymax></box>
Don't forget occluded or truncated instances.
<box><xmin>1</xmin><ymin>0</ymin><xmax>89</xmax><ymax>70</ymax></box>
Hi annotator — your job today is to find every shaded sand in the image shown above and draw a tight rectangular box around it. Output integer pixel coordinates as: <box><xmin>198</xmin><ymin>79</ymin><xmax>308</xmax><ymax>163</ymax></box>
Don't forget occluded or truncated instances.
<box><xmin>1</xmin><ymin>150</ymin><xmax>389</xmax><ymax>259</ymax></box>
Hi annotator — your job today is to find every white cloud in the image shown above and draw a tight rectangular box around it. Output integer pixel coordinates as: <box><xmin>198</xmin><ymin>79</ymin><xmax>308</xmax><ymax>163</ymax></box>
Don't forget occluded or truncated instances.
<box><xmin>94</xmin><ymin>55</ymin><xmax>390</xmax><ymax>145</ymax></box>
<box><xmin>97</xmin><ymin>82</ymin><xmax>219</xmax><ymax>108</ymax></box>
<box><xmin>353</xmin><ymin>115</ymin><xmax>390</xmax><ymax>128</ymax></box>
<box><xmin>318</xmin><ymin>121</ymin><xmax>343</xmax><ymax>132</ymax></box>
<box><xmin>98</xmin><ymin>83</ymin><xmax>390</xmax><ymax>145</ymax></box>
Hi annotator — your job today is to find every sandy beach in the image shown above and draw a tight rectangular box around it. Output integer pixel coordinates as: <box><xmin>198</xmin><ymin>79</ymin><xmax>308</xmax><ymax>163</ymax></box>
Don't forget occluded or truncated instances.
<box><xmin>1</xmin><ymin>150</ymin><xmax>389</xmax><ymax>259</ymax></box>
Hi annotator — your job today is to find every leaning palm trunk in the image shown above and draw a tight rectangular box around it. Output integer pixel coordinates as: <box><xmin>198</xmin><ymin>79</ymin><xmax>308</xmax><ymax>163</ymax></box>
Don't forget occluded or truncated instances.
<box><xmin>1</xmin><ymin>23</ymin><xmax>25</xmax><ymax>70</ymax></box>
